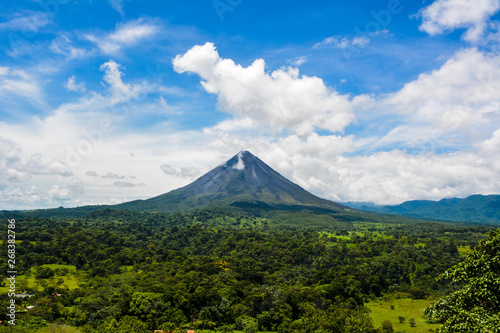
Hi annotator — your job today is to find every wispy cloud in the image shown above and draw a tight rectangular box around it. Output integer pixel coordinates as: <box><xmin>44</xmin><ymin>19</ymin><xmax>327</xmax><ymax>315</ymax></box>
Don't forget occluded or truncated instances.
<box><xmin>109</xmin><ymin>0</ymin><xmax>125</xmax><ymax>17</ymax></box>
<box><xmin>160</xmin><ymin>164</ymin><xmax>201</xmax><ymax>179</ymax></box>
<box><xmin>113</xmin><ymin>181</ymin><xmax>139</xmax><ymax>187</ymax></box>
<box><xmin>0</xmin><ymin>11</ymin><xmax>51</xmax><ymax>31</ymax></box>
<box><xmin>289</xmin><ymin>56</ymin><xmax>307</xmax><ymax>66</ymax></box>
<box><xmin>65</xmin><ymin>75</ymin><xmax>86</xmax><ymax>93</ymax></box>
<box><xmin>102</xmin><ymin>172</ymin><xmax>125</xmax><ymax>179</ymax></box>
<box><xmin>0</xmin><ymin>66</ymin><xmax>45</xmax><ymax>110</ymax></box>
<box><xmin>99</xmin><ymin>59</ymin><xmax>153</xmax><ymax>101</ymax></box>
<box><xmin>50</xmin><ymin>35</ymin><xmax>94</xmax><ymax>59</ymax></box>
<box><xmin>86</xmin><ymin>18</ymin><xmax>161</xmax><ymax>55</ymax></box>
<box><xmin>314</xmin><ymin>35</ymin><xmax>369</xmax><ymax>49</ymax></box>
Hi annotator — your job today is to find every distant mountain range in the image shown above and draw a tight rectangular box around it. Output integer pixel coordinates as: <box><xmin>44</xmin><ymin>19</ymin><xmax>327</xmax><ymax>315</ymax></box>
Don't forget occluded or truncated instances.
<box><xmin>344</xmin><ymin>194</ymin><xmax>500</xmax><ymax>224</ymax></box>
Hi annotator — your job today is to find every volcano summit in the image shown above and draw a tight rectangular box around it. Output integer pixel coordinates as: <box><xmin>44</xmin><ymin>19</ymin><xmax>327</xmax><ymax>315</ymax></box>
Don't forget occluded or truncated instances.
<box><xmin>118</xmin><ymin>151</ymin><xmax>348</xmax><ymax>213</ymax></box>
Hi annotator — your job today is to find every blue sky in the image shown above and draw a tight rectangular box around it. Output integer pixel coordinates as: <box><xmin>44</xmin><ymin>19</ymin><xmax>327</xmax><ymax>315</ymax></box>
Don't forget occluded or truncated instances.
<box><xmin>2</xmin><ymin>0</ymin><xmax>500</xmax><ymax>209</ymax></box>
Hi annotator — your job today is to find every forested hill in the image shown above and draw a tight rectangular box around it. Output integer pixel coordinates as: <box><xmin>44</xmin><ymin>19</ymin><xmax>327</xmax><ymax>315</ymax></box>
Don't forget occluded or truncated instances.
<box><xmin>349</xmin><ymin>194</ymin><xmax>500</xmax><ymax>224</ymax></box>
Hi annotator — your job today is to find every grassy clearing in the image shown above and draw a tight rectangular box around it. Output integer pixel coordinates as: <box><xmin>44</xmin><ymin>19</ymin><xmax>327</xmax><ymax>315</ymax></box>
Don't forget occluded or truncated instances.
<box><xmin>457</xmin><ymin>245</ymin><xmax>471</xmax><ymax>256</ymax></box>
<box><xmin>0</xmin><ymin>325</ymin><xmax>82</xmax><ymax>332</ymax></box>
<box><xmin>42</xmin><ymin>264</ymin><xmax>75</xmax><ymax>269</ymax></box>
<box><xmin>0</xmin><ymin>240</ymin><xmax>26</xmax><ymax>244</ymax></box>
<box><xmin>318</xmin><ymin>231</ymin><xmax>351</xmax><ymax>240</ymax></box>
<box><xmin>367</xmin><ymin>298</ymin><xmax>441</xmax><ymax>332</ymax></box>
<box><xmin>38</xmin><ymin>325</ymin><xmax>81</xmax><ymax>333</ymax></box>
<box><xmin>0</xmin><ymin>264</ymin><xmax>81</xmax><ymax>294</ymax></box>
<box><xmin>373</xmin><ymin>234</ymin><xmax>394</xmax><ymax>240</ymax></box>
<box><xmin>319</xmin><ymin>230</ymin><xmax>395</xmax><ymax>242</ymax></box>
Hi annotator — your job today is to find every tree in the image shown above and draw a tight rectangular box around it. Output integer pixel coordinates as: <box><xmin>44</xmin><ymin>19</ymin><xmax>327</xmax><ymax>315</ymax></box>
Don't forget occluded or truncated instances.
<box><xmin>426</xmin><ymin>229</ymin><xmax>500</xmax><ymax>332</ymax></box>
<box><xmin>398</xmin><ymin>316</ymin><xmax>405</xmax><ymax>323</ymax></box>
<box><xmin>129</xmin><ymin>292</ymin><xmax>168</xmax><ymax>330</ymax></box>
<box><xmin>236</xmin><ymin>316</ymin><xmax>258</xmax><ymax>333</ymax></box>
<box><xmin>287</xmin><ymin>303</ymin><xmax>375</xmax><ymax>333</ymax></box>
<box><xmin>114</xmin><ymin>316</ymin><xmax>149</xmax><ymax>333</ymax></box>
<box><xmin>129</xmin><ymin>292</ymin><xmax>165</xmax><ymax>319</ymax></box>
<box><xmin>408</xmin><ymin>318</ymin><xmax>416</xmax><ymax>327</ymax></box>
<box><xmin>380</xmin><ymin>320</ymin><xmax>394</xmax><ymax>333</ymax></box>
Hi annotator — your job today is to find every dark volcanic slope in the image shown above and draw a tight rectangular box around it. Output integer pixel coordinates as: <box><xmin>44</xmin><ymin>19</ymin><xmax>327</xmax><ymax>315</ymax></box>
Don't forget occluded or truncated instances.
<box><xmin>119</xmin><ymin>151</ymin><xmax>348</xmax><ymax>212</ymax></box>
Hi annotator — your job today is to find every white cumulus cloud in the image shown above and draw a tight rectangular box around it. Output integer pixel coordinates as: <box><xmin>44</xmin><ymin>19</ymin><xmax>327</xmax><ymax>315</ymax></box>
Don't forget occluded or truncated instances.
<box><xmin>418</xmin><ymin>0</ymin><xmax>500</xmax><ymax>42</ymax></box>
<box><xmin>25</xmin><ymin>153</ymin><xmax>73</xmax><ymax>177</ymax></box>
<box><xmin>173</xmin><ymin>42</ymin><xmax>358</xmax><ymax>135</ymax></box>
<box><xmin>376</xmin><ymin>48</ymin><xmax>500</xmax><ymax>151</ymax></box>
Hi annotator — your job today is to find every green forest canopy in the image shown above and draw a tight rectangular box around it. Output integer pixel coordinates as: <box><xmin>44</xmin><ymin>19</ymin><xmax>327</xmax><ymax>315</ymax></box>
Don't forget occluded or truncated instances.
<box><xmin>0</xmin><ymin>208</ymin><xmax>497</xmax><ymax>332</ymax></box>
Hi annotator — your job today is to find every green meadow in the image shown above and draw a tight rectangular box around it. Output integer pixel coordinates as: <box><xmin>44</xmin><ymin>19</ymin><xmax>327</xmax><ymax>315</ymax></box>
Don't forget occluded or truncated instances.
<box><xmin>367</xmin><ymin>298</ymin><xmax>442</xmax><ymax>332</ymax></box>
<box><xmin>0</xmin><ymin>264</ymin><xmax>81</xmax><ymax>294</ymax></box>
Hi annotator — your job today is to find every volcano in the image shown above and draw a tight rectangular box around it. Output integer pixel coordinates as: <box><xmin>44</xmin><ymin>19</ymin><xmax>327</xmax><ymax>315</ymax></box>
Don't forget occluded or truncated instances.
<box><xmin>118</xmin><ymin>151</ymin><xmax>348</xmax><ymax>213</ymax></box>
